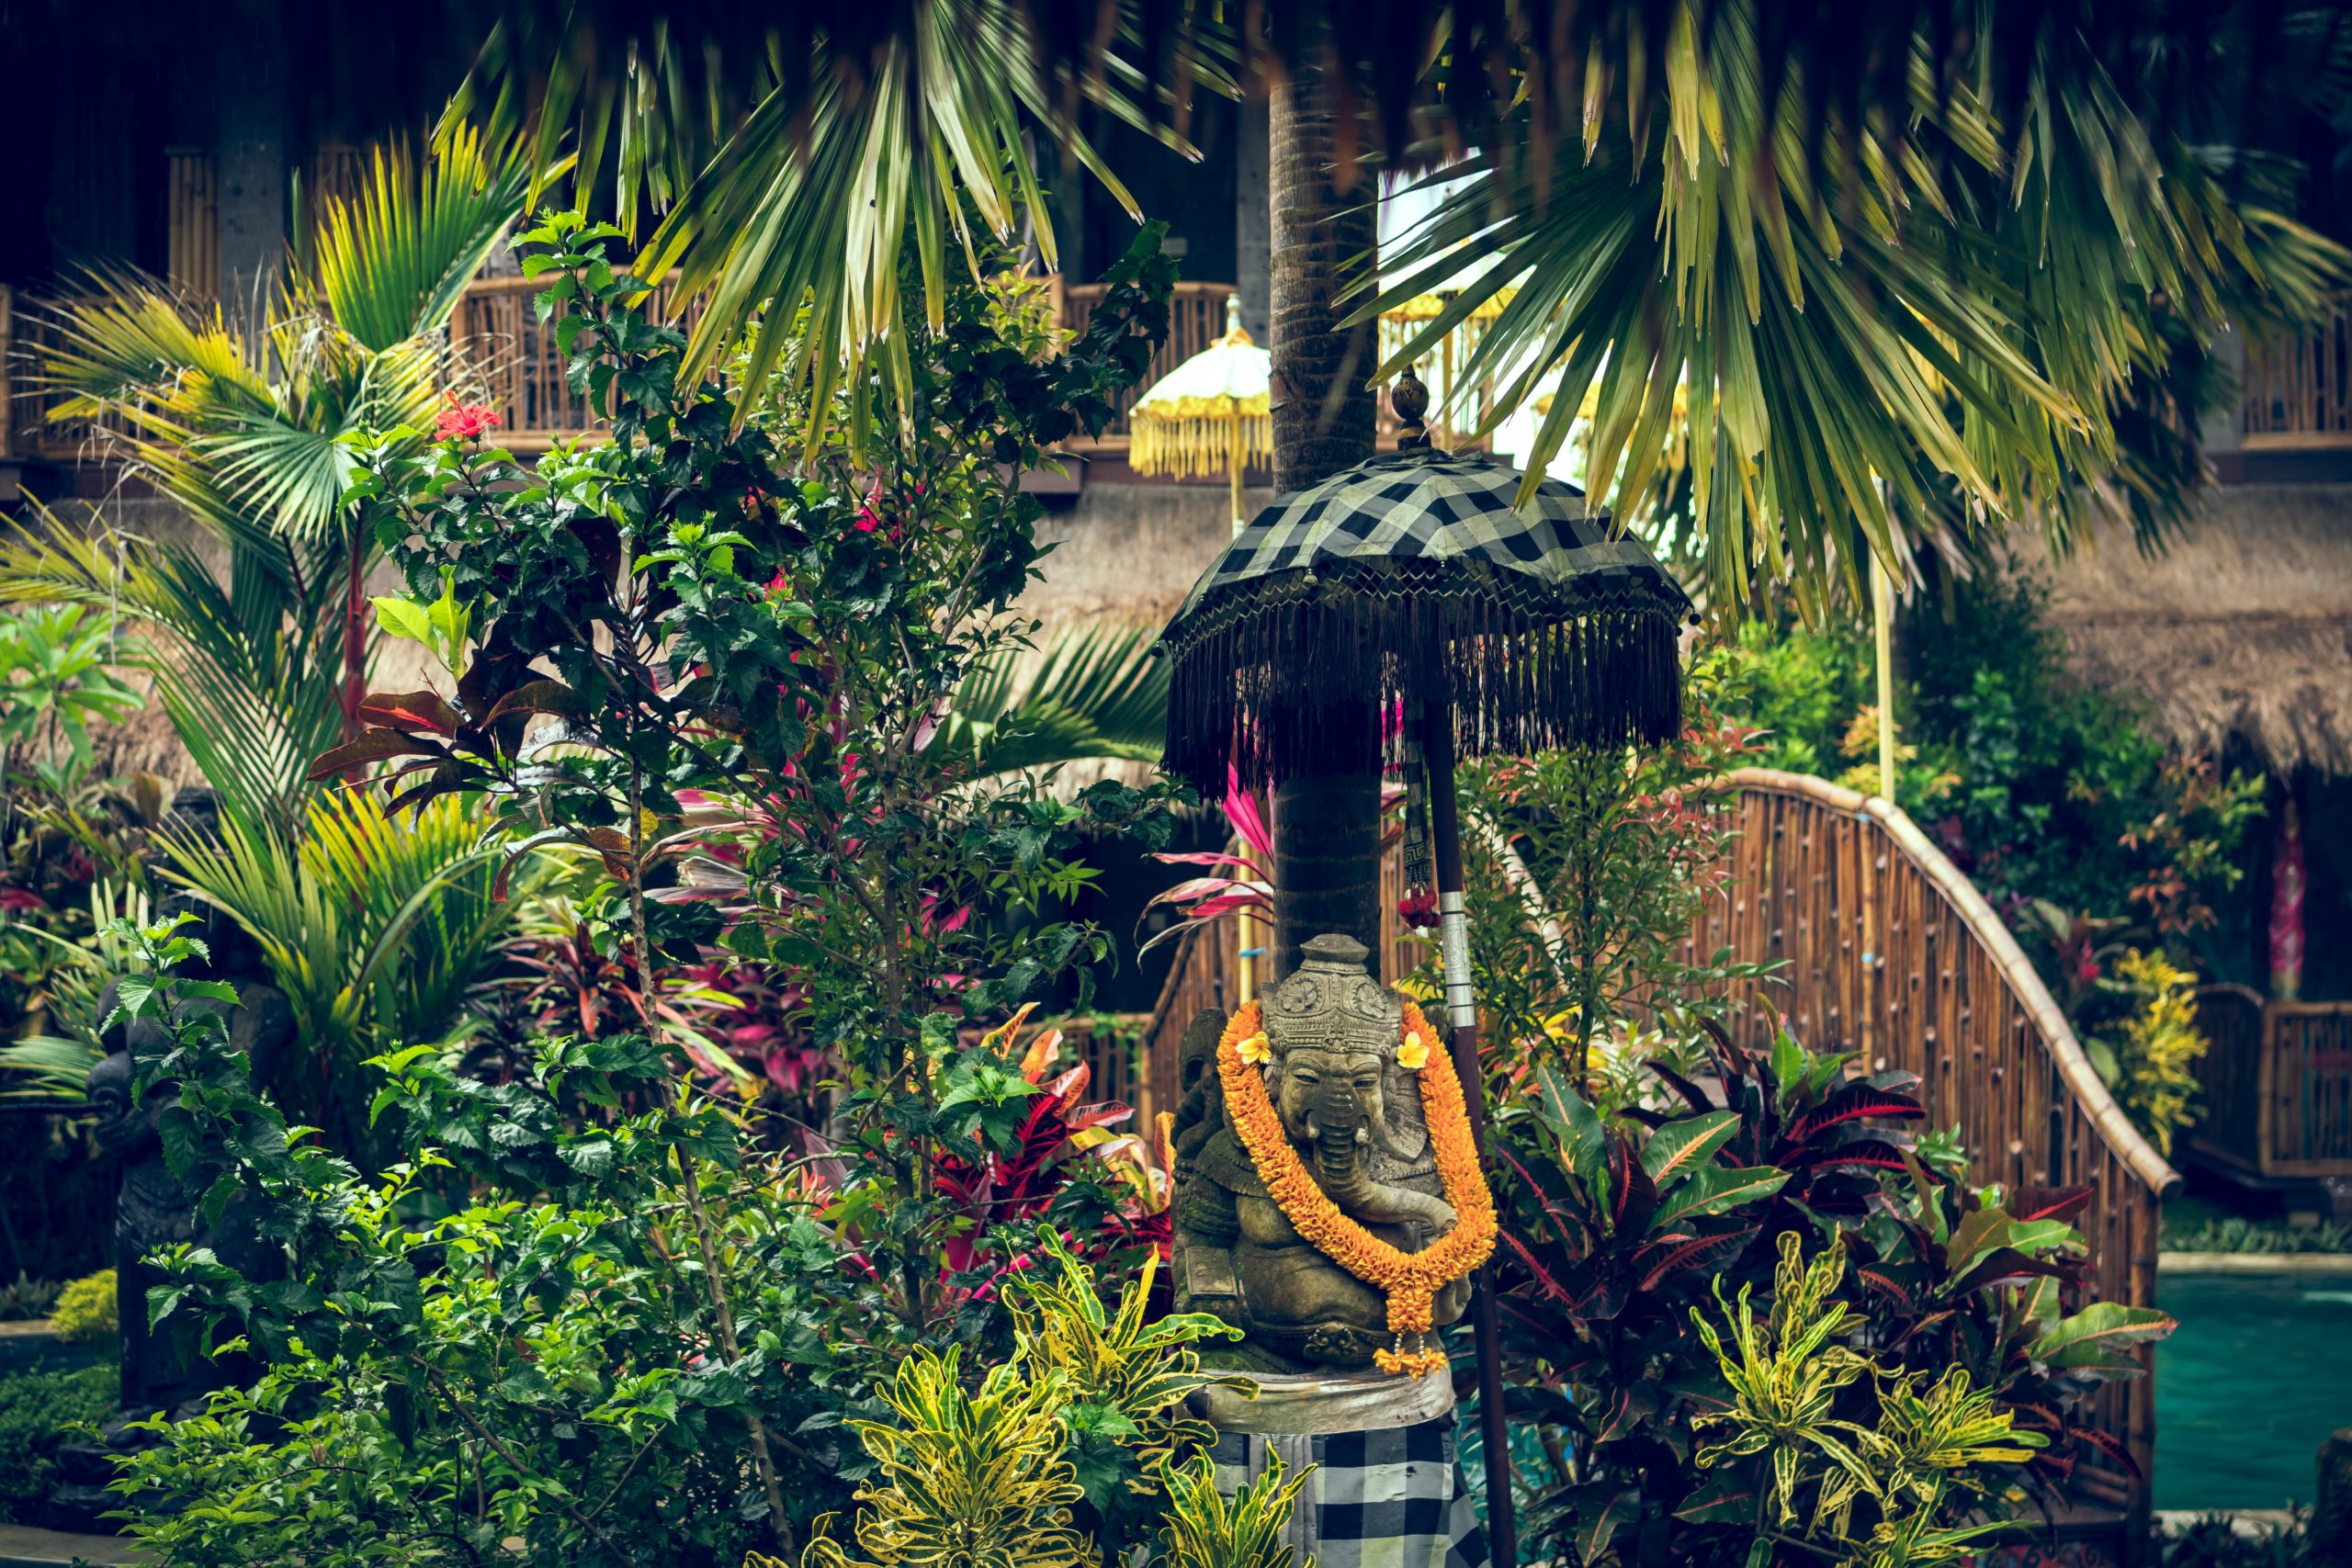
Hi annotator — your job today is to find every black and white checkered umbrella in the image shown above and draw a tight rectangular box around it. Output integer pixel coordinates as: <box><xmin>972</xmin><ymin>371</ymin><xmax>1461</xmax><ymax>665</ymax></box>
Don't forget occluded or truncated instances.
<box><xmin>1158</xmin><ymin>444</ymin><xmax>1691</xmax><ymax>793</ymax></box>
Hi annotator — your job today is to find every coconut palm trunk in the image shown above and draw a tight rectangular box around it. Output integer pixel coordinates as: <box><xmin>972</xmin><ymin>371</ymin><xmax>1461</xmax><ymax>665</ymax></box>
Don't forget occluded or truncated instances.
<box><xmin>1266</xmin><ymin>50</ymin><xmax>1383</xmax><ymax>983</ymax></box>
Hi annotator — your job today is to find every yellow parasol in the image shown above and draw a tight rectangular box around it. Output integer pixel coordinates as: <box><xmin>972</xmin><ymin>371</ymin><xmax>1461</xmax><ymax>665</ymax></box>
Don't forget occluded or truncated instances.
<box><xmin>1378</xmin><ymin>285</ymin><xmax>1517</xmax><ymax>446</ymax></box>
<box><xmin>1128</xmin><ymin>295</ymin><xmax>1272</xmax><ymax>533</ymax></box>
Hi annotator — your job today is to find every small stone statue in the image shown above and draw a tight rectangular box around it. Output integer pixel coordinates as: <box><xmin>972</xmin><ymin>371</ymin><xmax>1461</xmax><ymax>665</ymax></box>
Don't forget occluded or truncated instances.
<box><xmin>1170</xmin><ymin>933</ymin><xmax>1475</xmax><ymax>1372</ymax></box>
<box><xmin>51</xmin><ymin>790</ymin><xmax>293</xmax><ymax>1529</ymax></box>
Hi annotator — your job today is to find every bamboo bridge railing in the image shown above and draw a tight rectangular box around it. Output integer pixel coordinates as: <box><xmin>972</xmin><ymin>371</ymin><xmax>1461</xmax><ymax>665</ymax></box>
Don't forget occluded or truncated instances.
<box><xmin>1679</xmin><ymin>769</ymin><xmax>2177</xmax><ymax>1540</ymax></box>
<box><xmin>1136</xmin><ymin>766</ymin><xmax>2177</xmax><ymax>1543</ymax></box>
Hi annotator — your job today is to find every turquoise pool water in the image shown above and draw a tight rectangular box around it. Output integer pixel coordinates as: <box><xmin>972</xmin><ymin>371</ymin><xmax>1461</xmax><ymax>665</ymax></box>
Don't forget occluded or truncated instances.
<box><xmin>2154</xmin><ymin>1271</ymin><xmax>2352</xmax><ymax>1509</ymax></box>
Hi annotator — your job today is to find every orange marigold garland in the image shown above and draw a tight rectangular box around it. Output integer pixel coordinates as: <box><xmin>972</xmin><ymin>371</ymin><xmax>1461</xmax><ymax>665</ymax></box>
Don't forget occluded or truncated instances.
<box><xmin>1216</xmin><ymin>998</ymin><xmax>1498</xmax><ymax>1377</ymax></box>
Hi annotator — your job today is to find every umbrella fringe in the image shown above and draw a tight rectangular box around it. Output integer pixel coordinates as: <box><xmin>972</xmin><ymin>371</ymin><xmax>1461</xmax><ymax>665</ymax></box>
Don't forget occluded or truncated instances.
<box><xmin>1129</xmin><ymin>410</ymin><xmax>1274</xmax><ymax>480</ymax></box>
<box><xmin>1163</xmin><ymin>591</ymin><xmax>1683</xmax><ymax>793</ymax></box>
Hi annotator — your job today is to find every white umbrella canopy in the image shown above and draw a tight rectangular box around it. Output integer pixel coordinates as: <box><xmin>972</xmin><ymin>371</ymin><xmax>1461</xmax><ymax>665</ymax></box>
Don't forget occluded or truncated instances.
<box><xmin>1127</xmin><ymin>295</ymin><xmax>1272</xmax><ymax>528</ymax></box>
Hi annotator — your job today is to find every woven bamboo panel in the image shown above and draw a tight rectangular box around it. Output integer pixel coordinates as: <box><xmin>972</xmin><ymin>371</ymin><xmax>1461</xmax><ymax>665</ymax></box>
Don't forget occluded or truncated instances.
<box><xmin>166</xmin><ymin>149</ymin><xmax>219</xmax><ymax>300</ymax></box>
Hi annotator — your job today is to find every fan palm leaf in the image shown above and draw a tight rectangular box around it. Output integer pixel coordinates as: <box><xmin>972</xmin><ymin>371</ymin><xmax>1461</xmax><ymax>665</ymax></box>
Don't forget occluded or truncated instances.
<box><xmin>939</xmin><ymin>620</ymin><xmax>1171</xmax><ymax>774</ymax></box>
<box><xmin>308</xmin><ymin>125</ymin><xmax>555</xmax><ymax>353</ymax></box>
<box><xmin>17</xmin><ymin>134</ymin><xmax>535</xmax><ymax>836</ymax></box>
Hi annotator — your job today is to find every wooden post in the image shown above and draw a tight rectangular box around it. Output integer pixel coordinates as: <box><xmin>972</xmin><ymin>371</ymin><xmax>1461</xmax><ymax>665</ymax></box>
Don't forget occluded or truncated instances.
<box><xmin>1420</xmin><ymin>703</ymin><xmax>1518</xmax><ymax>1568</ymax></box>
<box><xmin>1229</xmin><ymin>405</ymin><xmax>1249</xmax><ymax>535</ymax></box>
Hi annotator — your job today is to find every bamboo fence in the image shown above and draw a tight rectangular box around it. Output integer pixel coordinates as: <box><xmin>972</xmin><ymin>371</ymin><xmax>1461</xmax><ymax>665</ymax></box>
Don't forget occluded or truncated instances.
<box><xmin>2192</xmin><ymin>983</ymin><xmax>2352</xmax><ymax>1179</ymax></box>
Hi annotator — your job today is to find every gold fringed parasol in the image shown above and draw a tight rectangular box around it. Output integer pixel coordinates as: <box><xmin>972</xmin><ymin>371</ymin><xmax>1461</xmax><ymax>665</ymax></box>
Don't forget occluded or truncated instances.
<box><xmin>1128</xmin><ymin>295</ymin><xmax>1272</xmax><ymax>532</ymax></box>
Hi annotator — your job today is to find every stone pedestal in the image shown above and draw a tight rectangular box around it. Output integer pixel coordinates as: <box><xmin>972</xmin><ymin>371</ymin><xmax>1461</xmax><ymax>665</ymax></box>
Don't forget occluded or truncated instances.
<box><xmin>1193</xmin><ymin>1371</ymin><xmax>1488</xmax><ymax>1568</ymax></box>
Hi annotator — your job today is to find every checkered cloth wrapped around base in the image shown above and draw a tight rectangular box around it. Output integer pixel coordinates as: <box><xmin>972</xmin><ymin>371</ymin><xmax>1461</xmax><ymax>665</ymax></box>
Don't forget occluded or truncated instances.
<box><xmin>1209</xmin><ymin>1416</ymin><xmax>1490</xmax><ymax>1568</ymax></box>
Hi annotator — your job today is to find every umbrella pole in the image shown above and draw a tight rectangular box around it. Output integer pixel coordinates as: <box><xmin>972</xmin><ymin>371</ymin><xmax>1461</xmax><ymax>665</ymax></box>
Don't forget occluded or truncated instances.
<box><xmin>1419</xmin><ymin>705</ymin><xmax>1518</xmax><ymax>1568</ymax></box>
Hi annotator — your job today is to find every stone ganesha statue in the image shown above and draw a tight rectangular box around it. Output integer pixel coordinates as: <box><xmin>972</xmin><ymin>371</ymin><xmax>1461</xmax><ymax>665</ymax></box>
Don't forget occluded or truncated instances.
<box><xmin>1170</xmin><ymin>933</ymin><xmax>1474</xmax><ymax>1372</ymax></box>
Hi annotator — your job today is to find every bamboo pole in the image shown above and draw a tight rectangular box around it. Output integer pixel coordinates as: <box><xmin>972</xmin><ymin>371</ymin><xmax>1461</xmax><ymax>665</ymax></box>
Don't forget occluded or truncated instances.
<box><xmin>1872</xmin><ymin>555</ymin><xmax>1897</xmax><ymax>800</ymax></box>
<box><xmin>1421</xmin><ymin>703</ymin><xmax>1517</xmax><ymax>1568</ymax></box>
<box><xmin>1229</xmin><ymin>405</ymin><xmax>1249</xmax><ymax>534</ymax></box>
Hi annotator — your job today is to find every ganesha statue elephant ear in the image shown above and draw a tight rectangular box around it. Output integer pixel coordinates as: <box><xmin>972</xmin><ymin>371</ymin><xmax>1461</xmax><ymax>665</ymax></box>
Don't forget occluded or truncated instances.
<box><xmin>1170</xmin><ymin>932</ymin><xmax>1496</xmax><ymax>1377</ymax></box>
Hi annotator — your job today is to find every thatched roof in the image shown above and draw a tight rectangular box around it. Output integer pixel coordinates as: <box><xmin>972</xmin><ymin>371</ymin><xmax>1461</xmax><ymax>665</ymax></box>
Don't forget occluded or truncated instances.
<box><xmin>2027</xmin><ymin>485</ymin><xmax>2352</xmax><ymax>776</ymax></box>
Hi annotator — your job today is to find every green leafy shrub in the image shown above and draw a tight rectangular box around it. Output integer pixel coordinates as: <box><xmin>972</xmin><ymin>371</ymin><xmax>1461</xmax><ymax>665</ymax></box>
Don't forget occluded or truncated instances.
<box><xmin>798</xmin><ymin>1349</ymin><xmax>1090</xmax><ymax>1568</ymax></box>
<box><xmin>1494</xmin><ymin>1028</ymin><xmax>2172</xmax><ymax>1566</ymax></box>
<box><xmin>48</xmin><ymin>1269</ymin><xmax>114</xmax><ymax>1343</ymax></box>
<box><xmin>2162</xmin><ymin>1214</ymin><xmax>2352</xmax><ymax>1255</ymax></box>
<box><xmin>1446</xmin><ymin>651</ymin><xmax>1772</xmax><ymax>1098</ymax></box>
<box><xmin>0</xmin><ymin>1361</ymin><xmax>115</xmax><ymax>1524</ymax></box>
<box><xmin>2086</xmin><ymin>949</ymin><xmax>2209</xmax><ymax>1157</ymax></box>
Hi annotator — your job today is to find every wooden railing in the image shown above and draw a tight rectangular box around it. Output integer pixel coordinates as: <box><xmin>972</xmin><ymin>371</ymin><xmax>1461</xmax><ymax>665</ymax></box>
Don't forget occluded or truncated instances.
<box><xmin>1682</xmin><ymin>769</ymin><xmax>2175</xmax><ymax>1534</ymax></box>
<box><xmin>6</xmin><ymin>274</ymin><xmax>1243</xmax><ymax>466</ymax></box>
<box><xmin>2192</xmin><ymin>985</ymin><xmax>2352</xmax><ymax>1179</ymax></box>
<box><xmin>447</xmin><ymin>273</ymin><xmax>713</xmax><ymax>448</ymax></box>
<box><xmin>459</xmin><ymin>274</ymin><xmax>1237</xmax><ymax>455</ymax></box>
<box><xmin>1050</xmin><ymin>279</ymin><xmax>1238</xmax><ymax>453</ymax></box>
<box><xmin>2243</xmin><ymin>298</ymin><xmax>2352</xmax><ymax>446</ymax></box>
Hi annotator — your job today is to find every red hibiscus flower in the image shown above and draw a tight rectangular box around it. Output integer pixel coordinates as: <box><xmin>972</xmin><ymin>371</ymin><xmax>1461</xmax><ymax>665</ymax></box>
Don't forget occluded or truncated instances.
<box><xmin>435</xmin><ymin>400</ymin><xmax>502</xmax><ymax>442</ymax></box>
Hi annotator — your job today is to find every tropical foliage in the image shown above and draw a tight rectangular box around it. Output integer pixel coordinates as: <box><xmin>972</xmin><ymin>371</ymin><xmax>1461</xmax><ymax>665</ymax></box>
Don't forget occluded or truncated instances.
<box><xmin>1375</xmin><ymin>0</ymin><xmax>2348</xmax><ymax>611</ymax></box>
<box><xmin>936</xmin><ymin>621</ymin><xmax>1170</xmax><ymax>776</ymax></box>
<box><xmin>6</xmin><ymin>129</ymin><xmax>533</xmax><ymax>842</ymax></box>
<box><xmin>160</xmin><ymin>788</ymin><xmax>553</xmax><ymax>1156</ymax></box>
<box><xmin>2083</xmin><ymin>949</ymin><xmax>2210</xmax><ymax>1159</ymax></box>
<box><xmin>0</xmin><ymin>605</ymin><xmax>141</xmax><ymax>795</ymax></box>
<box><xmin>1492</xmin><ymin>1027</ymin><xmax>2173</xmax><ymax>1566</ymax></box>
<box><xmin>85</xmin><ymin>217</ymin><xmax>1192</xmax><ymax>1565</ymax></box>
<box><xmin>1442</xmin><ymin>650</ymin><xmax>1770</xmax><ymax>1084</ymax></box>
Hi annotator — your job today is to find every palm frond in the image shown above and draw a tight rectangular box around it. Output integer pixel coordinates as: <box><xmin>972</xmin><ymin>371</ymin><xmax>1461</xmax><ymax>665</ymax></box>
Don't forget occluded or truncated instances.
<box><xmin>162</xmin><ymin>789</ymin><xmax>551</xmax><ymax>1151</ymax></box>
<box><xmin>0</xmin><ymin>1035</ymin><xmax>105</xmax><ymax>1101</ymax></box>
<box><xmin>305</xmin><ymin>125</ymin><xmax>543</xmax><ymax>352</ymax></box>
<box><xmin>940</xmin><ymin>620</ymin><xmax>1170</xmax><ymax>774</ymax></box>
<box><xmin>0</xmin><ymin>513</ymin><xmax>349</xmax><ymax>840</ymax></box>
<box><xmin>1374</xmin><ymin>3</ymin><xmax>2352</xmax><ymax>615</ymax></box>
<box><xmin>456</xmin><ymin>0</ymin><xmax>1213</xmax><ymax>448</ymax></box>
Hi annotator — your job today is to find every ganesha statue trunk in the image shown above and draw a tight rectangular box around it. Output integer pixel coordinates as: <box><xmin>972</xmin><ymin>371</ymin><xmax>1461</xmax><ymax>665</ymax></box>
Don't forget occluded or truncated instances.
<box><xmin>1169</xmin><ymin>932</ymin><xmax>1486</xmax><ymax>1374</ymax></box>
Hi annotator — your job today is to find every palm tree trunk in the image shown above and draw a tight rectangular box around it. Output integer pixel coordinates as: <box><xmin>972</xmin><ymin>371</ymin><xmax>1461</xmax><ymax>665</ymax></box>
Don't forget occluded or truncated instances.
<box><xmin>1266</xmin><ymin>47</ymin><xmax>1382</xmax><ymax>981</ymax></box>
